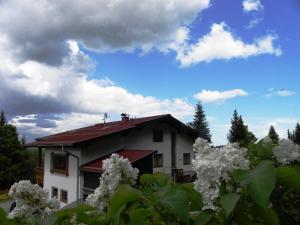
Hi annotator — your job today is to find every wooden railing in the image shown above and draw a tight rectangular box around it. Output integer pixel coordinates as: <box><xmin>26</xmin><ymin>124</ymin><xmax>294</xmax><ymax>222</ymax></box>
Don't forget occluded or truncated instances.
<box><xmin>35</xmin><ymin>167</ymin><xmax>44</xmax><ymax>187</ymax></box>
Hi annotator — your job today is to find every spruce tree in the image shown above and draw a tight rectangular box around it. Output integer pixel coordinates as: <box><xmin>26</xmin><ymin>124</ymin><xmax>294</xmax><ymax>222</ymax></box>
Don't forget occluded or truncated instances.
<box><xmin>295</xmin><ymin>123</ymin><xmax>300</xmax><ymax>145</ymax></box>
<box><xmin>287</xmin><ymin>129</ymin><xmax>291</xmax><ymax>140</ymax></box>
<box><xmin>0</xmin><ymin>110</ymin><xmax>5</xmax><ymax>126</ymax></box>
<box><xmin>188</xmin><ymin>102</ymin><xmax>211</xmax><ymax>142</ymax></box>
<box><xmin>268</xmin><ymin>125</ymin><xmax>279</xmax><ymax>145</ymax></box>
<box><xmin>227</xmin><ymin>110</ymin><xmax>240</xmax><ymax>143</ymax></box>
<box><xmin>227</xmin><ymin>110</ymin><xmax>255</xmax><ymax>147</ymax></box>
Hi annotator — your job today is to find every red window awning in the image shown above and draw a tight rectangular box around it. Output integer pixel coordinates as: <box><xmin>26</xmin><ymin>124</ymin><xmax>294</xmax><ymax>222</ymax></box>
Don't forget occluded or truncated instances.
<box><xmin>80</xmin><ymin>149</ymin><xmax>156</xmax><ymax>173</ymax></box>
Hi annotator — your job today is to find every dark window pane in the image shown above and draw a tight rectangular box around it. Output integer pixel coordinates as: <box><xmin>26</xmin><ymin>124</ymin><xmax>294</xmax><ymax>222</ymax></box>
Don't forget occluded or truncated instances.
<box><xmin>154</xmin><ymin>153</ymin><xmax>163</xmax><ymax>167</ymax></box>
<box><xmin>183</xmin><ymin>153</ymin><xmax>191</xmax><ymax>165</ymax></box>
<box><xmin>53</xmin><ymin>155</ymin><xmax>66</xmax><ymax>171</ymax></box>
<box><xmin>60</xmin><ymin>190</ymin><xmax>68</xmax><ymax>204</ymax></box>
<box><xmin>52</xmin><ymin>187</ymin><xmax>58</xmax><ymax>198</ymax></box>
<box><xmin>153</xmin><ymin>130</ymin><xmax>163</xmax><ymax>142</ymax></box>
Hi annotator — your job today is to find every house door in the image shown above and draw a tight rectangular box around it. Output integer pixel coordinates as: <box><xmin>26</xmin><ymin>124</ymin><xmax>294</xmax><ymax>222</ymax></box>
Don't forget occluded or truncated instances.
<box><xmin>171</xmin><ymin>132</ymin><xmax>176</xmax><ymax>169</ymax></box>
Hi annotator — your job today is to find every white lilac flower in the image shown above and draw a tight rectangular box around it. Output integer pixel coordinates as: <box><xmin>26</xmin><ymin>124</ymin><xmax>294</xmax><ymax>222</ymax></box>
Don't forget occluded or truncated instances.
<box><xmin>86</xmin><ymin>153</ymin><xmax>139</xmax><ymax>211</ymax></box>
<box><xmin>8</xmin><ymin>180</ymin><xmax>59</xmax><ymax>221</ymax></box>
<box><xmin>273</xmin><ymin>139</ymin><xmax>300</xmax><ymax>165</ymax></box>
<box><xmin>192</xmin><ymin>138</ymin><xmax>249</xmax><ymax>210</ymax></box>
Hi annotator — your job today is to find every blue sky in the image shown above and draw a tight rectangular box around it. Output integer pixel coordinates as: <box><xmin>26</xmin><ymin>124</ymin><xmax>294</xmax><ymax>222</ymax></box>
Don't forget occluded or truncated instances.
<box><xmin>0</xmin><ymin>0</ymin><xmax>299</xmax><ymax>144</ymax></box>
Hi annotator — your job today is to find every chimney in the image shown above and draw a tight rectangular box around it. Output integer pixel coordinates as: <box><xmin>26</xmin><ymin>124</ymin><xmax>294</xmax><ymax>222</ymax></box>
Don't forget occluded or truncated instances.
<box><xmin>121</xmin><ymin>113</ymin><xmax>130</xmax><ymax>122</ymax></box>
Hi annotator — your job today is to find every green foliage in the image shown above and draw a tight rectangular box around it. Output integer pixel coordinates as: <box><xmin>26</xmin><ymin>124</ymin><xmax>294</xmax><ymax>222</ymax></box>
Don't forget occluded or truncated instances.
<box><xmin>227</xmin><ymin>110</ymin><xmax>256</xmax><ymax>147</ymax></box>
<box><xmin>188</xmin><ymin>102</ymin><xmax>211</xmax><ymax>142</ymax></box>
<box><xmin>247</xmin><ymin>141</ymin><xmax>274</xmax><ymax>167</ymax></box>
<box><xmin>0</xmin><ymin>111</ymin><xmax>36</xmax><ymax>189</ymax></box>
<box><xmin>233</xmin><ymin>161</ymin><xmax>276</xmax><ymax>208</ymax></box>
<box><xmin>54</xmin><ymin>204</ymin><xmax>105</xmax><ymax>225</ymax></box>
<box><xmin>268</xmin><ymin>125</ymin><xmax>279</xmax><ymax>145</ymax></box>
<box><xmin>276</xmin><ymin>166</ymin><xmax>300</xmax><ymax>192</ymax></box>
<box><xmin>220</xmin><ymin>193</ymin><xmax>240</xmax><ymax>217</ymax></box>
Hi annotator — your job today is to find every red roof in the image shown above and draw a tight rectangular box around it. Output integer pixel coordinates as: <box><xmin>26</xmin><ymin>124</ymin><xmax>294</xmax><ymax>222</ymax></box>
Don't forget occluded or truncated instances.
<box><xmin>26</xmin><ymin>114</ymin><xmax>170</xmax><ymax>146</ymax></box>
<box><xmin>81</xmin><ymin>149</ymin><xmax>156</xmax><ymax>173</ymax></box>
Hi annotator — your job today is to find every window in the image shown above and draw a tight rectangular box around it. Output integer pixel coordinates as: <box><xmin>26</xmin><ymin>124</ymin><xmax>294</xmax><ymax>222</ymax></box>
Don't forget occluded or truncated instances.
<box><xmin>183</xmin><ymin>153</ymin><xmax>191</xmax><ymax>165</ymax></box>
<box><xmin>153</xmin><ymin>130</ymin><xmax>163</xmax><ymax>142</ymax></box>
<box><xmin>154</xmin><ymin>153</ymin><xmax>163</xmax><ymax>167</ymax></box>
<box><xmin>51</xmin><ymin>153</ymin><xmax>68</xmax><ymax>175</ymax></box>
<box><xmin>60</xmin><ymin>189</ymin><xmax>68</xmax><ymax>204</ymax></box>
<box><xmin>51</xmin><ymin>187</ymin><xmax>58</xmax><ymax>198</ymax></box>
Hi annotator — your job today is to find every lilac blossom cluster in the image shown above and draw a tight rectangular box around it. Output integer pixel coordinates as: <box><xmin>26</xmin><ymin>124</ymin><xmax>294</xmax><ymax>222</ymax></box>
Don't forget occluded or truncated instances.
<box><xmin>86</xmin><ymin>153</ymin><xmax>139</xmax><ymax>211</ymax></box>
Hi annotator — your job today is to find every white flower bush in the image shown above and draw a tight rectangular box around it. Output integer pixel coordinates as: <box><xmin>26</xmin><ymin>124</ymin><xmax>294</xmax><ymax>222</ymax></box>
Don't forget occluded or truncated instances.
<box><xmin>273</xmin><ymin>139</ymin><xmax>300</xmax><ymax>165</ymax></box>
<box><xmin>8</xmin><ymin>180</ymin><xmax>59</xmax><ymax>221</ymax></box>
<box><xmin>192</xmin><ymin>138</ymin><xmax>249</xmax><ymax>210</ymax></box>
<box><xmin>86</xmin><ymin>153</ymin><xmax>139</xmax><ymax>211</ymax></box>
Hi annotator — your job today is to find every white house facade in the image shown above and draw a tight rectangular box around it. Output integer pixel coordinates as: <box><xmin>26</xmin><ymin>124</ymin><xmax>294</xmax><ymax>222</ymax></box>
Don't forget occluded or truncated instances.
<box><xmin>27</xmin><ymin>114</ymin><xmax>197</xmax><ymax>207</ymax></box>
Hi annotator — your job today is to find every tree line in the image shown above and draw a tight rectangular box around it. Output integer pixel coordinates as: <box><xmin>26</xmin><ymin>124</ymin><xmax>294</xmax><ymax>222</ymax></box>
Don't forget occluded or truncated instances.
<box><xmin>188</xmin><ymin>102</ymin><xmax>300</xmax><ymax>147</ymax></box>
<box><xmin>0</xmin><ymin>111</ymin><xmax>36</xmax><ymax>190</ymax></box>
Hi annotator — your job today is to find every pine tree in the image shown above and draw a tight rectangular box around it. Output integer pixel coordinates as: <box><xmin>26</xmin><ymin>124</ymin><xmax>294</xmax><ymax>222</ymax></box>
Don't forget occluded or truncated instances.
<box><xmin>268</xmin><ymin>125</ymin><xmax>279</xmax><ymax>145</ymax></box>
<box><xmin>295</xmin><ymin>123</ymin><xmax>300</xmax><ymax>145</ymax></box>
<box><xmin>227</xmin><ymin>110</ymin><xmax>255</xmax><ymax>147</ymax></box>
<box><xmin>287</xmin><ymin>129</ymin><xmax>291</xmax><ymax>140</ymax></box>
<box><xmin>0</xmin><ymin>110</ymin><xmax>6</xmax><ymax>126</ymax></box>
<box><xmin>188</xmin><ymin>102</ymin><xmax>211</xmax><ymax>142</ymax></box>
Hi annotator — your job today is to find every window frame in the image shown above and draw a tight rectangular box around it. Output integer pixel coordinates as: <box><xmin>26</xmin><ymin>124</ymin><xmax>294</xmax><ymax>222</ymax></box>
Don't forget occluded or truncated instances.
<box><xmin>51</xmin><ymin>186</ymin><xmax>58</xmax><ymax>198</ymax></box>
<box><xmin>153</xmin><ymin>153</ymin><xmax>163</xmax><ymax>168</ymax></box>
<box><xmin>183</xmin><ymin>153</ymin><xmax>191</xmax><ymax>165</ymax></box>
<box><xmin>153</xmin><ymin>129</ymin><xmax>164</xmax><ymax>142</ymax></box>
<box><xmin>51</xmin><ymin>152</ymin><xmax>69</xmax><ymax>176</ymax></box>
<box><xmin>60</xmin><ymin>189</ymin><xmax>68</xmax><ymax>204</ymax></box>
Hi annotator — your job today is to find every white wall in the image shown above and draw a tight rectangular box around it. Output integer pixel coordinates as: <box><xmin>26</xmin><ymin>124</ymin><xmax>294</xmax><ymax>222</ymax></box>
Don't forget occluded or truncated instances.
<box><xmin>43</xmin><ymin>147</ymin><xmax>81</xmax><ymax>208</ymax></box>
<box><xmin>43</xmin><ymin>120</ymin><xmax>195</xmax><ymax>206</ymax></box>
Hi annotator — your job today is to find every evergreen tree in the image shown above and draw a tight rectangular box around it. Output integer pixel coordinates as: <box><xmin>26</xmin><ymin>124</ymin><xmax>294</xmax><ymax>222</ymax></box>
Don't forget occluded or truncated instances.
<box><xmin>0</xmin><ymin>110</ymin><xmax>5</xmax><ymax>126</ymax></box>
<box><xmin>287</xmin><ymin>129</ymin><xmax>291</xmax><ymax>140</ymax></box>
<box><xmin>227</xmin><ymin>110</ymin><xmax>240</xmax><ymax>143</ymax></box>
<box><xmin>227</xmin><ymin>110</ymin><xmax>255</xmax><ymax>147</ymax></box>
<box><xmin>0</xmin><ymin>111</ymin><xmax>35</xmax><ymax>189</ymax></box>
<box><xmin>295</xmin><ymin>123</ymin><xmax>300</xmax><ymax>145</ymax></box>
<box><xmin>188</xmin><ymin>102</ymin><xmax>211</xmax><ymax>142</ymax></box>
<box><xmin>268</xmin><ymin>125</ymin><xmax>279</xmax><ymax>145</ymax></box>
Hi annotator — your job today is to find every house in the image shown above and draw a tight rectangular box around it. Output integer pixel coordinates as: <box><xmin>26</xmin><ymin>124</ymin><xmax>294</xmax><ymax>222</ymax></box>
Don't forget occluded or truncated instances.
<box><xmin>26</xmin><ymin>114</ymin><xmax>197</xmax><ymax>207</ymax></box>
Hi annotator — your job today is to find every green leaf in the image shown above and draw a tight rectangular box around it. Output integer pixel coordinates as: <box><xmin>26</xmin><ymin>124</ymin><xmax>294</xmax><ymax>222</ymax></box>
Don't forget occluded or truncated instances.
<box><xmin>180</xmin><ymin>183</ymin><xmax>203</xmax><ymax>210</ymax></box>
<box><xmin>192</xmin><ymin>211</ymin><xmax>213</xmax><ymax>225</ymax></box>
<box><xmin>277</xmin><ymin>166</ymin><xmax>300</xmax><ymax>192</ymax></box>
<box><xmin>220</xmin><ymin>193</ymin><xmax>241</xmax><ymax>217</ymax></box>
<box><xmin>158</xmin><ymin>187</ymin><xmax>190</xmax><ymax>223</ymax></box>
<box><xmin>251</xmin><ymin>206</ymin><xmax>279</xmax><ymax>225</ymax></box>
<box><xmin>108</xmin><ymin>185</ymin><xmax>141</xmax><ymax>225</ymax></box>
<box><xmin>128</xmin><ymin>208</ymin><xmax>153</xmax><ymax>225</ymax></box>
<box><xmin>233</xmin><ymin>161</ymin><xmax>276</xmax><ymax>207</ymax></box>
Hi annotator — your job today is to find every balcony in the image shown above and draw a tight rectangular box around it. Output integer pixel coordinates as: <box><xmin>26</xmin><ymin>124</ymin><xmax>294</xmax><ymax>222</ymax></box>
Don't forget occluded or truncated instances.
<box><xmin>35</xmin><ymin>167</ymin><xmax>44</xmax><ymax>187</ymax></box>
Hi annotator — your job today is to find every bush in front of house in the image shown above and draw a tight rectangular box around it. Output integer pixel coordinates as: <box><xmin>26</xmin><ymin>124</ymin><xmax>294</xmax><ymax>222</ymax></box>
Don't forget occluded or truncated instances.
<box><xmin>6</xmin><ymin>138</ymin><xmax>300</xmax><ymax>225</ymax></box>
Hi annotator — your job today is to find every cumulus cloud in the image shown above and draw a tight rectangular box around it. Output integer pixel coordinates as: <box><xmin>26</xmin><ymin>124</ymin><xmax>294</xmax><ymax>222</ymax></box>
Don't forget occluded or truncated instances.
<box><xmin>0</xmin><ymin>39</ymin><xmax>194</xmax><ymax>139</ymax></box>
<box><xmin>175</xmin><ymin>23</ymin><xmax>281</xmax><ymax>67</ymax></box>
<box><xmin>243</xmin><ymin>0</ymin><xmax>263</xmax><ymax>12</ymax></box>
<box><xmin>193</xmin><ymin>89</ymin><xmax>249</xmax><ymax>104</ymax></box>
<box><xmin>265</xmin><ymin>88</ymin><xmax>296</xmax><ymax>97</ymax></box>
<box><xmin>0</xmin><ymin>0</ymin><xmax>210</xmax><ymax>65</ymax></box>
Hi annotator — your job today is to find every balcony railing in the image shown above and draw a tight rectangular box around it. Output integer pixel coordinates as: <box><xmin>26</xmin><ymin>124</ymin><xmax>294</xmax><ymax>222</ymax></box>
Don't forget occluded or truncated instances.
<box><xmin>35</xmin><ymin>167</ymin><xmax>44</xmax><ymax>187</ymax></box>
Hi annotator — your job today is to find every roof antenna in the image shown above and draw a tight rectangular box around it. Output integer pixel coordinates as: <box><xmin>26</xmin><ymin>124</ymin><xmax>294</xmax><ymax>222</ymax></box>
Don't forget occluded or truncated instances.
<box><xmin>103</xmin><ymin>113</ymin><xmax>109</xmax><ymax>127</ymax></box>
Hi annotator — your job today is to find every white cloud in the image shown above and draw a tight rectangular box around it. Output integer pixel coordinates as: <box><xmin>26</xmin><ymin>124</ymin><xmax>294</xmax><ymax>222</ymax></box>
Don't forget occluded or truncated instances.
<box><xmin>0</xmin><ymin>39</ymin><xmax>194</xmax><ymax>133</ymax></box>
<box><xmin>243</xmin><ymin>0</ymin><xmax>263</xmax><ymax>12</ymax></box>
<box><xmin>265</xmin><ymin>89</ymin><xmax>296</xmax><ymax>97</ymax></box>
<box><xmin>0</xmin><ymin>0</ymin><xmax>210</xmax><ymax>65</ymax></box>
<box><xmin>175</xmin><ymin>23</ymin><xmax>281</xmax><ymax>67</ymax></box>
<box><xmin>193</xmin><ymin>89</ymin><xmax>248</xmax><ymax>104</ymax></box>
